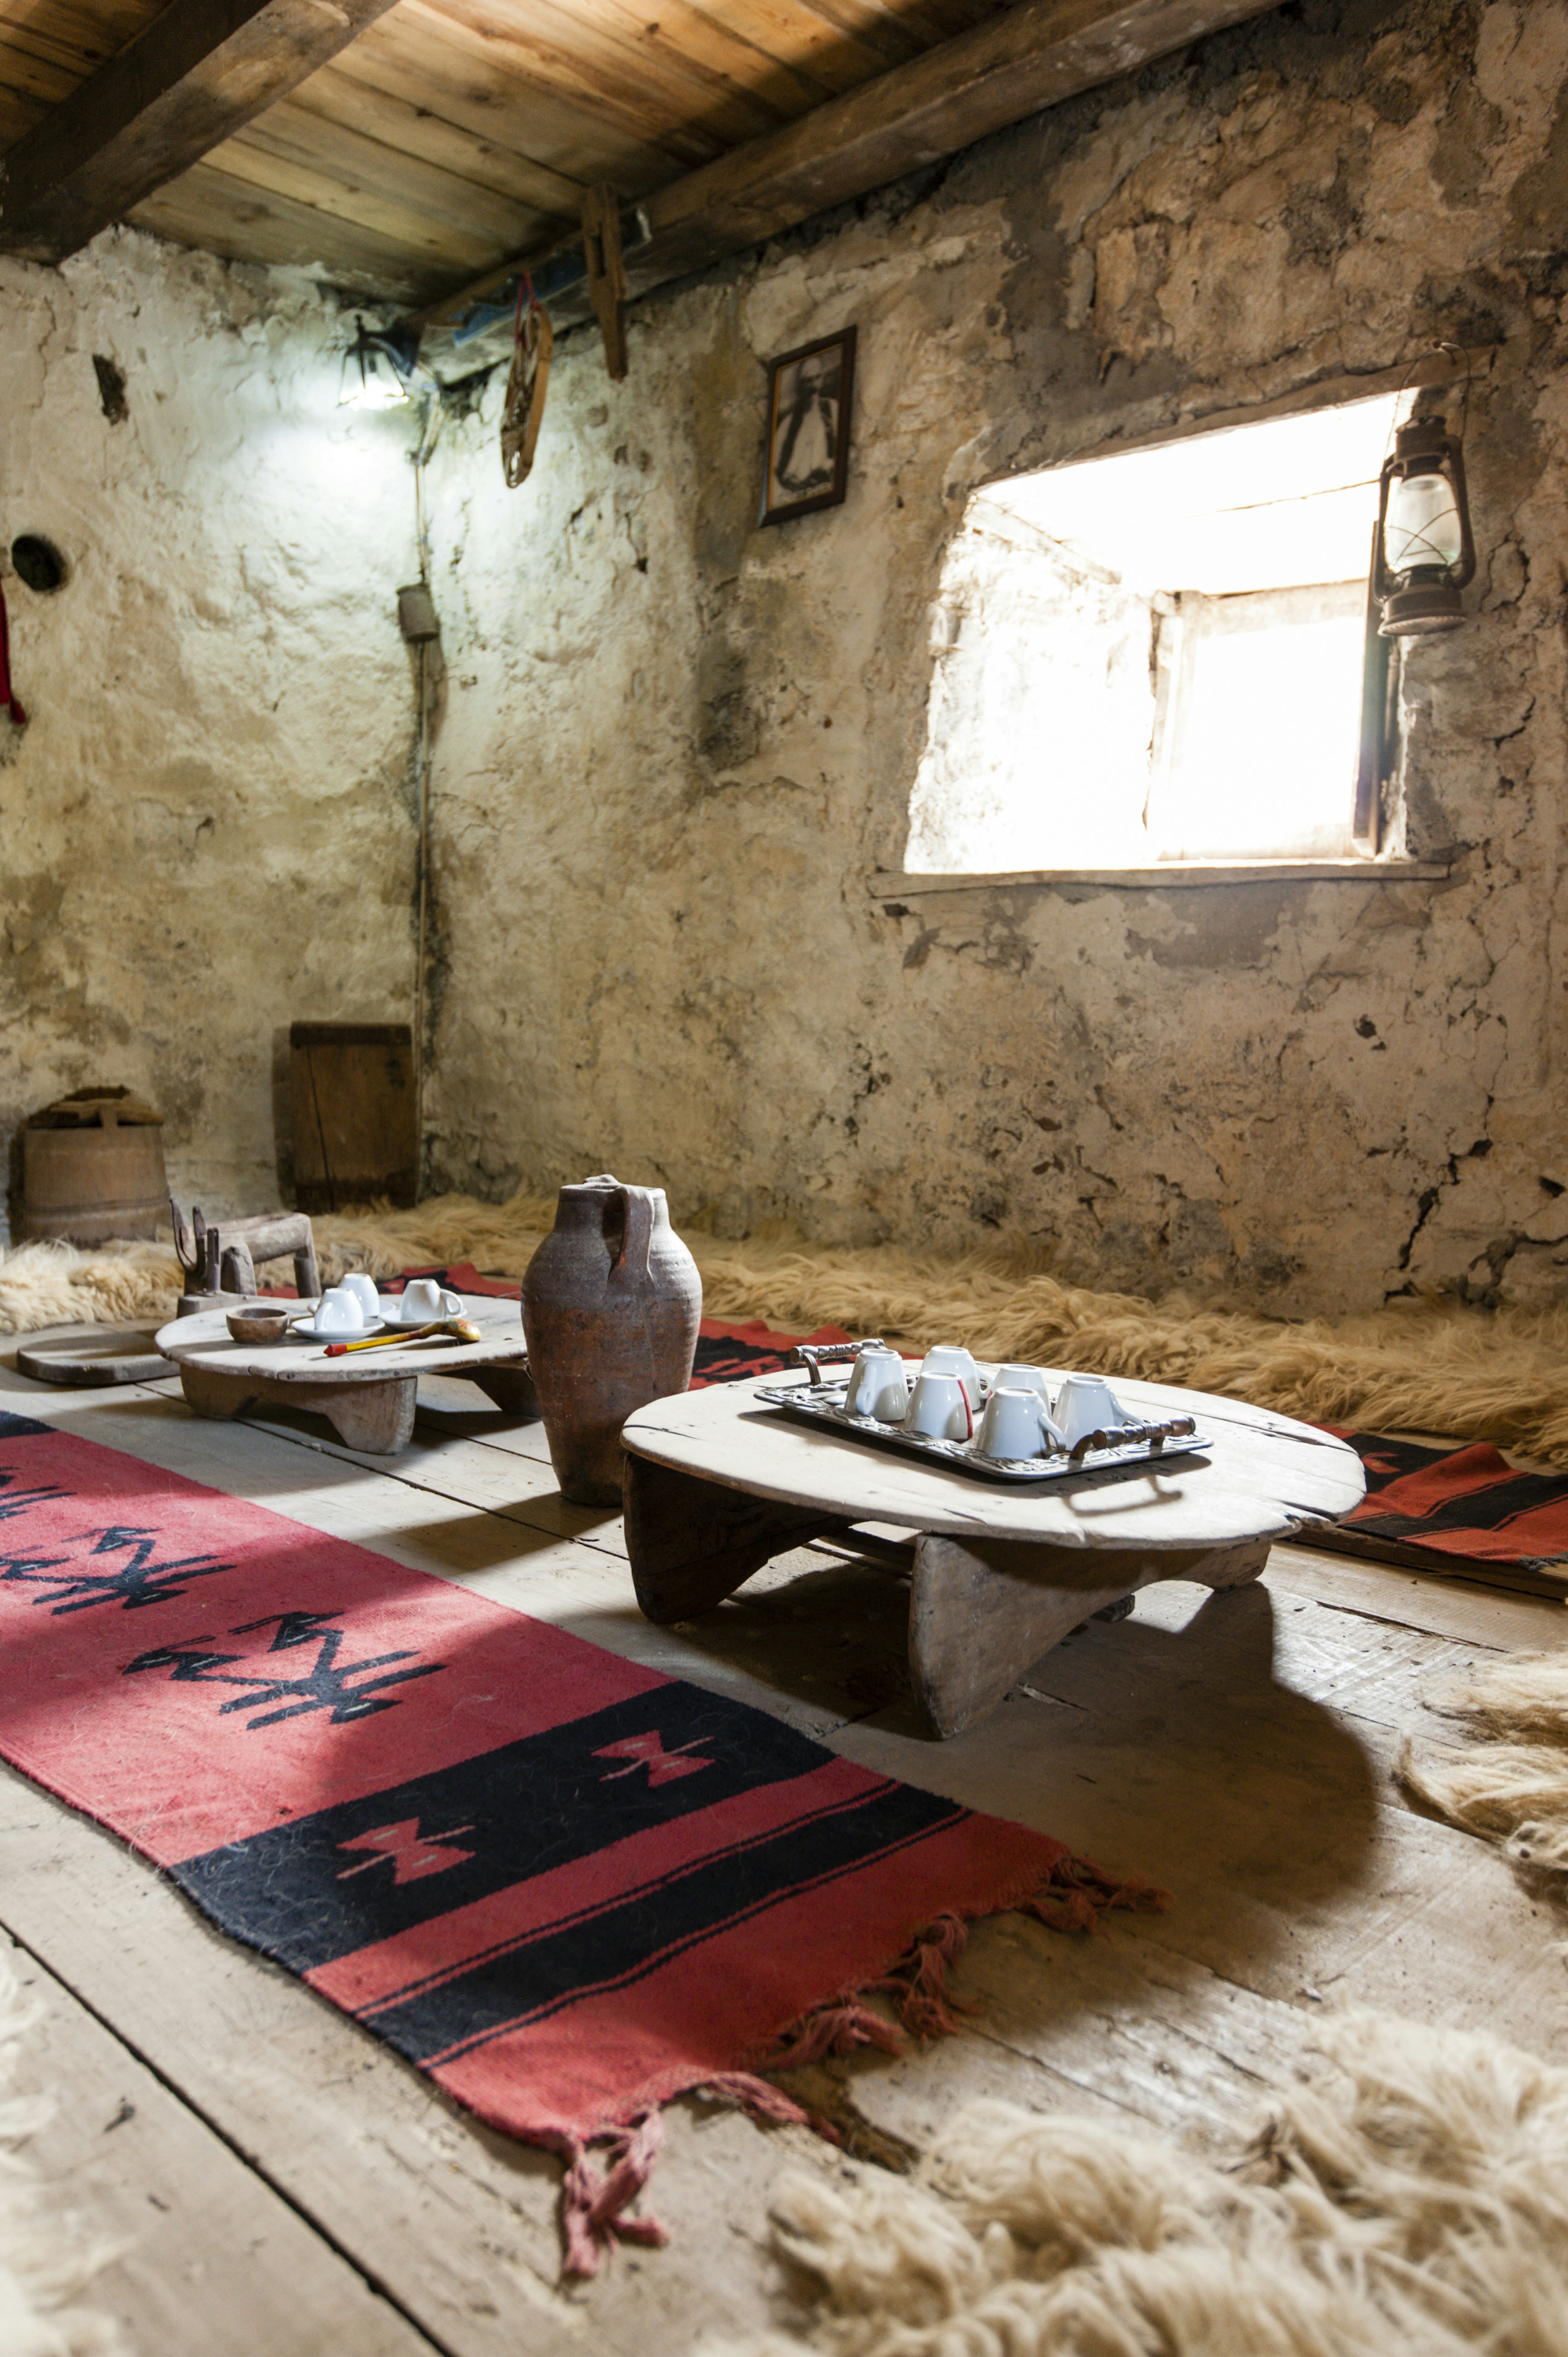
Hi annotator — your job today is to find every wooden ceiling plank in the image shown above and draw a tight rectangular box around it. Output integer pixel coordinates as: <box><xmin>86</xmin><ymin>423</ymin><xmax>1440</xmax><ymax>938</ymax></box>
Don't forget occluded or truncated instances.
<box><xmin>0</xmin><ymin>0</ymin><xmax>166</xmax><ymax>81</ymax></box>
<box><xmin>209</xmin><ymin>138</ymin><xmax>508</xmax><ymax>270</ymax></box>
<box><xmin>342</xmin><ymin>8</ymin><xmax>690</xmax><ymax>190</ymax></box>
<box><xmin>539</xmin><ymin>0</ymin><xmax>843</xmax><ymax>116</ymax></box>
<box><xmin>215</xmin><ymin>96</ymin><xmax>548</xmax><ymax>256</ymax></box>
<box><xmin>131</xmin><ymin>155</ymin><xmax>448</xmax><ymax>302</ymax></box>
<box><xmin>0</xmin><ymin>91</ymin><xmax>43</xmax><ymax>151</ymax></box>
<box><xmin>668</xmin><ymin>0</ymin><xmax>920</xmax><ymax>91</ymax></box>
<box><xmin>0</xmin><ymin>36</ymin><xmax>79</xmax><ymax>118</ymax></box>
<box><xmin>387</xmin><ymin>2</ymin><xmax>726</xmax><ymax>174</ymax></box>
<box><xmin>768</xmin><ymin>0</ymin><xmax>932</xmax><ymax>72</ymax></box>
<box><xmin>0</xmin><ymin>0</ymin><xmax>407</xmax><ymax>265</ymax></box>
<box><xmin>419</xmin><ymin>0</ymin><xmax>1286</xmax><ymax>332</ymax></box>
<box><xmin>293</xmin><ymin>63</ymin><xmax>586</xmax><ymax>221</ymax></box>
<box><xmin>641</xmin><ymin>0</ymin><xmax>1292</xmax><ymax>279</ymax></box>
<box><xmin>421</xmin><ymin>0</ymin><xmax>791</xmax><ymax>153</ymax></box>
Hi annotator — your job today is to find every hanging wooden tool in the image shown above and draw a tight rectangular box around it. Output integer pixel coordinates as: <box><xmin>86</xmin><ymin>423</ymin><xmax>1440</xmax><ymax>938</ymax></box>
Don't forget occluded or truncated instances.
<box><xmin>501</xmin><ymin>275</ymin><xmax>553</xmax><ymax>488</ymax></box>
<box><xmin>581</xmin><ymin>184</ymin><xmax>628</xmax><ymax>381</ymax></box>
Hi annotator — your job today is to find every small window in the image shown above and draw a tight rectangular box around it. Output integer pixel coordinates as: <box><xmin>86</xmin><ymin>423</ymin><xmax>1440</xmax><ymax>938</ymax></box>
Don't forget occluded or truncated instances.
<box><xmin>904</xmin><ymin>394</ymin><xmax>1406</xmax><ymax>874</ymax></box>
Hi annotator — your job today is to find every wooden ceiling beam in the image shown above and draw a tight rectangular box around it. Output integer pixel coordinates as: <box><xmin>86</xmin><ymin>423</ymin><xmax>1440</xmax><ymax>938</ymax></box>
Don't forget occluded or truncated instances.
<box><xmin>419</xmin><ymin>0</ymin><xmax>1286</xmax><ymax>341</ymax></box>
<box><xmin>0</xmin><ymin>0</ymin><xmax>404</xmax><ymax>265</ymax></box>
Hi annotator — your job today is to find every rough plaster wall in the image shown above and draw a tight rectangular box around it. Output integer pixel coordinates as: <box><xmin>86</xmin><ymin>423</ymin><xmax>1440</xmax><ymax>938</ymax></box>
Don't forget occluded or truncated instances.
<box><xmin>0</xmin><ymin>233</ymin><xmax>421</xmax><ymax>1231</ymax></box>
<box><xmin>423</xmin><ymin>0</ymin><xmax>1568</xmax><ymax>1316</ymax></box>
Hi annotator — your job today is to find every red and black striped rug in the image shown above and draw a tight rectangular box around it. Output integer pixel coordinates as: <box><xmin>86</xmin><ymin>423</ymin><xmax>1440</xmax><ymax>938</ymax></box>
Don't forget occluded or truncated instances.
<box><xmin>1313</xmin><ymin>1428</ymin><xmax>1568</xmax><ymax>1594</ymax></box>
<box><xmin>0</xmin><ymin>1388</ymin><xmax>1149</xmax><ymax>2273</ymax></box>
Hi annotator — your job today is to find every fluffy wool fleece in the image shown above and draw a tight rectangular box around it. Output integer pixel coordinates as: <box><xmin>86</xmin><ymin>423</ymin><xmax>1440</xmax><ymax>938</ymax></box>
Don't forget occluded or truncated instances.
<box><xmin>1401</xmin><ymin>1649</ymin><xmax>1568</xmax><ymax>1873</ymax></box>
<box><xmin>6</xmin><ymin>1190</ymin><xmax>1568</xmax><ymax>1462</ymax></box>
<box><xmin>0</xmin><ymin>1951</ymin><xmax>125</xmax><ymax>2356</ymax></box>
<box><xmin>719</xmin><ymin>2011</ymin><xmax>1568</xmax><ymax>2357</ymax></box>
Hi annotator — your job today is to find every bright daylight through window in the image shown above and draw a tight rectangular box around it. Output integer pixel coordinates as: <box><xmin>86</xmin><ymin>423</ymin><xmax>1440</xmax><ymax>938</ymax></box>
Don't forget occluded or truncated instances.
<box><xmin>904</xmin><ymin>393</ymin><xmax>1407</xmax><ymax>874</ymax></box>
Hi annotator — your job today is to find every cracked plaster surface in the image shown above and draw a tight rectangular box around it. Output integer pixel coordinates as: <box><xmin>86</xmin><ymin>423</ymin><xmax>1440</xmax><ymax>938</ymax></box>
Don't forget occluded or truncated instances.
<box><xmin>5</xmin><ymin>1</ymin><xmax>1568</xmax><ymax>1318</ymax></box>
<box><xmin>417</xmin><ymin>0</ymin><xmax>1568</xmax><ymax>1315</ymax></box>
<box><xmin>0</xmin><ymin>235</ymin><xmax>422</xmax><ymax>1222</ymax></box>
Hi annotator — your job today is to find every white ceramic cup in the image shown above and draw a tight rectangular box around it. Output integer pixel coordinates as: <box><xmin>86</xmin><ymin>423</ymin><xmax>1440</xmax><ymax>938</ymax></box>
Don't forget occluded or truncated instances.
<box><xmin>399</xmin><ymin>1278</ymin><xmax>463</xmax><ymax>1324</ymax></box>
<box><xmin>1052</xmin><ymin>1373</ymin><xmax>1125</xmax><ymax>1447</ymax></box>
<box><xmin>994</xmin><ymin>1362</ymin><xmax>1050</xmax><ymax>1397</ymax></box>
<box><xmin>918</xmin><ymin>1345</ymin><xmax>982</xmax><ymax>1406</ymax></box>
<box><xmin>904</xmin><ymin>1371</ymin><xmax>973</xmax><ymax>1442</ymax></box>
<box><xmin>338</xmin><ymin>1272</ymin><xmax>381</xmax><ymax>1323</ymax></box>
<box><xmin>843</xmin><ymin>1346</ymin><xmax>911</xmax><ymax>1423</ymax></box>
<box><xmin>314</xmin><ymin>1285</ymin><xmax>369</xmax><ymax>1334</ymax></box>
<box><xmin>976</xmin><ymin>1386</ymin><xmax>1064</xmax><ymax>1461</ymax></box>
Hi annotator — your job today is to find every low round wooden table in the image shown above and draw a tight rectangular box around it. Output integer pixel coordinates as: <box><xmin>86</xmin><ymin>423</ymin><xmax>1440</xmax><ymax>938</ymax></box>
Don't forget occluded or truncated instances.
<box><xmin>155</xmin><ymin>1297</ymin><xmax>536</xmax><ymax>1454</ymax></box>
<box><xmin>620</xmin><ymin>1367</ymin><xmax>1364</xmax><ymax>1738</ymax></box>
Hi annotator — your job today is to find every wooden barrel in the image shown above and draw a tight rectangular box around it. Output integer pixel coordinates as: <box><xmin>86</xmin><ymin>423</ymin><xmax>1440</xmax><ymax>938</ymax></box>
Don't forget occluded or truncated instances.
<box><xmin>20</xmin><ymin>1090</ymin><xmax>169</xmax><ymax>1244</ymax></box>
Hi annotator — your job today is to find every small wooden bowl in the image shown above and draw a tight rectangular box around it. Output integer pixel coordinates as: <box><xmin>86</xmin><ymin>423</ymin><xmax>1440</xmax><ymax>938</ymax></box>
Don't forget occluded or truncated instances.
<box><xmin>225</xmin><ymin>1302</ymin><xmax>292</xmax><ymax>1345</ymax></box>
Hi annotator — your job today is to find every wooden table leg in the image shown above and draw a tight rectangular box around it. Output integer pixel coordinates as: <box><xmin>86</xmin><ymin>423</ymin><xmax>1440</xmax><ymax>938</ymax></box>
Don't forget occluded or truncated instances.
<box><xmin>178</xmin><ymin>1363</ymin><xmax>417</xmax><ymax>1454</ymax></box>
<box><xmin>908</xmin><ymin>1534</ymin><xmax>1272</xmax><ymax>1739</ymax></box>
<box><xmin>179</xmin><ymin>1364</ymin><xmax>258</xmax><ymax>1421</ymax></box>
<box><xmin>312</xmin><ymin>1379</ymin><xmax>417</xmax><ymax>1454</ymax></box>
<box><xmin>467</xmin><ymin>1364</ymin><xmax>539</xmax><ymax>1420</ymax></box>
<box><xmin>623</xmin><ymin>1455</ymin><xmax>846</xmax><ymax>1622</ymax></box>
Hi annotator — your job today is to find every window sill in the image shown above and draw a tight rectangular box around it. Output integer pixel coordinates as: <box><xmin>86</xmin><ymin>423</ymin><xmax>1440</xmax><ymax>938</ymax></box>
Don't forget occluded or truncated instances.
<box><xmin>869</xmin><ymin>859</ymin><xmax>1451</xmax><ymax>899</ymax></box>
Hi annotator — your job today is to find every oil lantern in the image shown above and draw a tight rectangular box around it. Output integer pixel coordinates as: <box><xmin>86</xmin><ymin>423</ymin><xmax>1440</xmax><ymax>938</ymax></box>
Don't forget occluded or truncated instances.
<box><xmin>1374</xmin><ymin>411</ymin><xmax>1476</xmax><ymax>637</ymax></box>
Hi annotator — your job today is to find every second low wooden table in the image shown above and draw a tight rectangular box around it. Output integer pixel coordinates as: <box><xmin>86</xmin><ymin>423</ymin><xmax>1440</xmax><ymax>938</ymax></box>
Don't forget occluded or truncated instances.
<box><xmin>621</xmin><ymin>1368</ymin><xmax>1365</xmax><ymax>1737</ymax></box>
<box><xmin>155</xmin><ymin>1298</ymin><xmax>537</xmax><ymax>1453</ymax></box>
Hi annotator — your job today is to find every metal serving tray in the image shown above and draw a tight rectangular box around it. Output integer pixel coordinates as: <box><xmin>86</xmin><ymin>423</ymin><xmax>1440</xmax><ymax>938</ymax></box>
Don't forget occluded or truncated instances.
<box><xmin>751</xmin><ymin>1378</ymin><xmax>1210</xmax><ymax>1486</ymax></box>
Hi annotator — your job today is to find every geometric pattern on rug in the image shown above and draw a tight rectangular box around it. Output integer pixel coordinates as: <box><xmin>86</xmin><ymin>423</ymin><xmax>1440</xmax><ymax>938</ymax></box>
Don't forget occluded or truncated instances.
<box><xmin>1312</xmin><ymin>1429</ymin><xmax>1568</xmax><ymax>1586</ymax></box>
<box><xmin>0</xmin><ymin>1405</ymin><xmax>1146</xmax><ymax>2272</ymax></box>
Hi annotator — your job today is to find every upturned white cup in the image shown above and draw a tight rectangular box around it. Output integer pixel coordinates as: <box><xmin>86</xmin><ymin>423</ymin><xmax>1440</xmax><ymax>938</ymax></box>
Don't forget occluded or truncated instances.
<box><xmin>904</xmin><ymin>1371</ymin><xmax>973</xmax><ymax>1442</ymax></box>
<box><xmin>314</xmin><ymin>1285</ymin><xmax>370</xmax><ymax>1334</ymax></box>
<box><xmin>843</xmin><ymin>1347</ymin><xmax>910</xmax><ymax>1423</ymax></box>
<box><xmin>338</xmin><ymin>1272</ymin><xmax>382</xmax><ymax>1323</ymax></box>
<box><xmin>976</xmin><ymin>1386</ymin><xmax>1065</xmax><ymax>1461</ymax></box>
<box><xmin>918</xmin><ymin>1345</ymin><xmax>982</xmax><ymax>1406</ymax></box>
<box><xmin>994</xmin><ymin>1362</ymin><xmax>1050</xmax><ymax>1397</ymax></box>
<box><xmin>1052</xmin><ymin>1374</ymin><xmax>1125</xmax><ymax>1446</ymax></box>
<box><xmin>399</xmin><ymin>1279</ymin><xmax>463</xmax><ymax>1324</ymax></box>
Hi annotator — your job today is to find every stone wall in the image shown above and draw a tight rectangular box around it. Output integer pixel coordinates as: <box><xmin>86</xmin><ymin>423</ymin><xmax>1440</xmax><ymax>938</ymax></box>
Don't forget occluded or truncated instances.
<box><xmin>0</xmin><ymin>235</ymin><xmax>420</xmax><ymax>1232</ymax></box>
<box><xmin>421</xmin><ymin>0</ymin><xmax>1568</xmax><ymax>1316</ymax></box>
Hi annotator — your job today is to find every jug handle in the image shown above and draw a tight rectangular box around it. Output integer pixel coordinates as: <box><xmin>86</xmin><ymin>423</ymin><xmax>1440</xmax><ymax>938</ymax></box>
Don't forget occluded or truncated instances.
<box><xmin>609</xmin><ymin>1184</ymin><xmax>655</xmax><ymax>1291</ymax></box>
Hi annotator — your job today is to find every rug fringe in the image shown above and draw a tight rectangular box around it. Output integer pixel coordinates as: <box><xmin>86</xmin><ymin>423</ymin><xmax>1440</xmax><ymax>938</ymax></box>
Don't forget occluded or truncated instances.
<box><xmin>558</xmin><ymin>2114</ymin><xmax>670</xmax><ymax>2278</ymax></box>
<box><xmin>751</xmin><ymin>1856</ymin><xmax>1165</xmax><ymax>2076</ymax></box>
<box><xmin>557</xmin><ymin>1857</ymin><xmax>1160</xmax><ymax>2277</ymax></box>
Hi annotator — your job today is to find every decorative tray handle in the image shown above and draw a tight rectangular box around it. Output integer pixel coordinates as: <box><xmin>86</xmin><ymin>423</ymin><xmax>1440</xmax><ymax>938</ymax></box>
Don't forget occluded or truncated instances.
<box><xmin>1068</xmin><ymin>1413</ymin><xmax>1196</xmax><ymax>1465</ymax></box>
<box><xmin>788</xmin><ymin>1338</ymin><xmax>885</xmax><ymax>1387</ymax></box>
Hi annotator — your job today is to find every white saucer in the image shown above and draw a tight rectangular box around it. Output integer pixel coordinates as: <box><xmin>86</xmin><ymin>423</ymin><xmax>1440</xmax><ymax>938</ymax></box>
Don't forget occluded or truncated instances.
<box><xmin>286</xmin><ymin>1315</ymin><xmax>391</xmax><ymax>1345</ymax></box>
<box><xmin>382</xmin><ymin>1300</ymin><xmax>462</xmax><ymax>1327</ymax></box>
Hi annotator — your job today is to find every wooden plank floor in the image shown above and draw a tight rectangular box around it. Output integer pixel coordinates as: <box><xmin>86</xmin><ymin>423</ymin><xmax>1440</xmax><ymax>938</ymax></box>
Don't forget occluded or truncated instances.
<box><xmin>1</xmin><ymin>1351</ymin><xmax>1563</xmax><ymax>2354</ymax></box>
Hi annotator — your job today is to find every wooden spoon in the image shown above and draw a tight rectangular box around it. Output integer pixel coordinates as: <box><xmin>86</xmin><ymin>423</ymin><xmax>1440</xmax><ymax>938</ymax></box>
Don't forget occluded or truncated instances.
<box><xmin>323</xmin><ymin>1318</ymin><xmax>482</xmax><ymax>1357</ymax></box>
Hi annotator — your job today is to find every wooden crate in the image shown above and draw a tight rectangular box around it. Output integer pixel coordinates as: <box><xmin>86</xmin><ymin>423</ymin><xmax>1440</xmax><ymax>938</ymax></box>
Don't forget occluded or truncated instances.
<box><xmin>288</xmin><ymin>1023</ymin><xmax>416</xmax><ymax>1211</ymax></box>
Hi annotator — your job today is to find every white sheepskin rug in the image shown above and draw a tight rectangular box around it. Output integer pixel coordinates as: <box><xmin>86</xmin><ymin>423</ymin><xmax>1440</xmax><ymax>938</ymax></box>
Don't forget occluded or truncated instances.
<box><xmin>1400</xmin><ymin>1649</ymin><xmax>1568</xmax><ymax>1873</ymax></box>
<box><xmin>6</xmin><ymin>1189</ymin><xmax>1568</xmax><ymax>1464</ymax></box>
<box><xmin>0</xmin><ymin>1950</ymin><xmax>126</xmax><ymax>2356</ymax></box>
<box><xmin>723</xmin><ymin>2010</ymin><xmax>1568</xmax><ymax>2357</ymax></box>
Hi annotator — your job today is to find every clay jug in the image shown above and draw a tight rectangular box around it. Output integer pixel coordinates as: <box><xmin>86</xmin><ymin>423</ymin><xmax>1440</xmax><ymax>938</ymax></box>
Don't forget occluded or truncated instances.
<box><xmin>521</xmin><ymin>1174</ymin><xmax>703</xmax><ymax>1506</ymax></box>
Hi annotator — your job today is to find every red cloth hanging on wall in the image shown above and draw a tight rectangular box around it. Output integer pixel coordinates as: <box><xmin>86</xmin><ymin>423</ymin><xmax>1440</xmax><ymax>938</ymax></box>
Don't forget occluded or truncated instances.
<box><xmin>0</xmin><ymin>585</ymin><xmax>27</xmax><ymax>726</ymax></box>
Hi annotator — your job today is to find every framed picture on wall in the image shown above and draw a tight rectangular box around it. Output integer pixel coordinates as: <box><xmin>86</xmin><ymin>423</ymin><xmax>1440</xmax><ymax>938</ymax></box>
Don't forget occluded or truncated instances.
<box><xmin>759</xmin><ymin>326</ymin><xmax>856</xmax><ymax>525</ymax></box>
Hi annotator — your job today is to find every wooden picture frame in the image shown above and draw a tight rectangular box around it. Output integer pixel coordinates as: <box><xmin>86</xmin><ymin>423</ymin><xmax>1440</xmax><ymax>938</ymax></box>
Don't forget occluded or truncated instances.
<box><xmin>759</xmin><ymin>326</ymin><xmax>856</xmax><ymax>525</ymax></box>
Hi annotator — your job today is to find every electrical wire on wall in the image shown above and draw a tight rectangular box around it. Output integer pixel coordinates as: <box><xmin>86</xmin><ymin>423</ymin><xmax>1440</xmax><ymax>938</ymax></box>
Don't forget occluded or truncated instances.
<box><xmin>400</xmin><ymin>393</ymin><xmax>445</xmax><ymax>1201</ymax></box>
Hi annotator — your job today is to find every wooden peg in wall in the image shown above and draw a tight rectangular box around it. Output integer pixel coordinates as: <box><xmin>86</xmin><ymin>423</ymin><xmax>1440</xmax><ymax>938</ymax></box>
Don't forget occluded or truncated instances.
<box><xmin>581</xmin><ymin>184</ymin><xmax>628</xmax><ymax>381</ymax></box>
